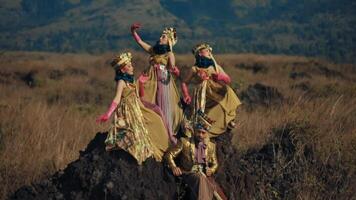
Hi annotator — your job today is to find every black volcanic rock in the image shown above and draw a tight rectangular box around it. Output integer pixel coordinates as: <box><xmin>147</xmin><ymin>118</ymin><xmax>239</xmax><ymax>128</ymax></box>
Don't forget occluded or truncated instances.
<box><xmin>10</xmin><ymin>123</ymin><xmax>354</xmax><ymax>200</ymax></box>
<box><xmin>10</xmin><ymin>133</ymin><xmax>177</xmax><ymax>200</ymax></box>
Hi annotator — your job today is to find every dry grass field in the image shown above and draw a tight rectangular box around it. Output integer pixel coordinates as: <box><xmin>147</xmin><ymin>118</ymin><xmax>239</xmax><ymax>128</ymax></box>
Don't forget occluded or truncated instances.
<box><xmin>0</xmin><ymin>51</ymin><xmax>355</xmax><ymax>199</ymax></box>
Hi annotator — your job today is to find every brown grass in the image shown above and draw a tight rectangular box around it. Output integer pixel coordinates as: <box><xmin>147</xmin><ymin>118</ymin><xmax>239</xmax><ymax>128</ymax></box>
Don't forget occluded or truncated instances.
<box><xmin>0</xmin><ymin>51</ymin><xmax>355</xmax><ymax>199</ymax></box>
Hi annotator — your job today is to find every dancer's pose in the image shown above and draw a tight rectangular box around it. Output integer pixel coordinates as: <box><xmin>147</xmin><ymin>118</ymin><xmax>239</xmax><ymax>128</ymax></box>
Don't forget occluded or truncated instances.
<box><xmin>97</xmin><ymin>52</ymin><xmax>169</xmax><ymax>164</ymax></box>
<box><xmin>181</xmin><ymin>43</ymin><xmax>241</xmax><ymax>136</ymax></box>
<box><xmin>131</xmin><ymin>23</ymin><xmax>184</xmax><ymax>143</ymax></box>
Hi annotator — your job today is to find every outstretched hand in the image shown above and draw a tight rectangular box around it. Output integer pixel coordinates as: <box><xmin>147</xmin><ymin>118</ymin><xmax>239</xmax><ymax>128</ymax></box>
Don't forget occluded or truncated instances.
<box><xmin>131</xmin><ymin>23</ymin><xmax>141</xmax><ymax>32</ymax></box>
<box><xmin>96</xmin><ymin>113</ymin><xmax>109</xmax><ymax>123</ymax></box>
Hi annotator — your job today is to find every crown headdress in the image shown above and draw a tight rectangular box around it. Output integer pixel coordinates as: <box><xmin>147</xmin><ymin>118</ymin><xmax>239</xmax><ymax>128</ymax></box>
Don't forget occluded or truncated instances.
<box><xmin>162</xmin><ymin>27</ymin><xmax>177</xmax><ymax>47</ymax></box>
<box><xmin>192</xmin><ymin>43</ymin><xmax>213</xmax><ymax>55</ymax></box>
<box><xmin>111</xmin><ymin>52</ymin><xmax>132</xmax><ymax>68</ymax></box>
<box><xmin>194</xmin><ymin>109</ymin><xmax>215</xmax><ymax>132</ymax></box>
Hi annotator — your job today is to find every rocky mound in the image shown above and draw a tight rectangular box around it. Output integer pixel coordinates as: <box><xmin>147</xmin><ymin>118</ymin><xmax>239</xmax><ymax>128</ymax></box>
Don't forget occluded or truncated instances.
<box><xmin>10</xmin><ymin>123</ymin><xmax>354</xmax><ymax>200</ymax></box>
<box><xmin>240</xmin><ymin>83</ymin><xmax>284</xmax><ymax>109</ymax></box>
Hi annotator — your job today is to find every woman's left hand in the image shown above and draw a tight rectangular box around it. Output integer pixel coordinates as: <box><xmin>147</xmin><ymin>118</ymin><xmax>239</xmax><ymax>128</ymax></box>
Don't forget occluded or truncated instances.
<box><xmin>212</xmin><ymin>72</ymin><xmax>231</xmax><ymax>84</ymax></box>
<box><xmin>197</xmin><ymin>69</ymin><xmax>209</xmax><ymax>80</ymax></box>
<box><xmin>170</xmin><ymin>66</ymin><xmax>180</xmax><ymax>76</ymax></box>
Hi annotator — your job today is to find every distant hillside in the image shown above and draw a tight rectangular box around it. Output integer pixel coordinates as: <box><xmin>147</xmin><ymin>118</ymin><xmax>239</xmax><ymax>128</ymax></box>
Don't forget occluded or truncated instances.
<box><xmin>1</xmin><ymin>0</ymin><xmax>356</xmax><ymax>62</ymax></box>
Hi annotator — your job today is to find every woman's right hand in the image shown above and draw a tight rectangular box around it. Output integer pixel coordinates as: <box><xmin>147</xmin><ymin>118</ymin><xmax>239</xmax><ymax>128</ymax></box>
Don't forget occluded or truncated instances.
<box><xmin>131</xmin><ymin>23</ymin><xmax>141</xmax><ymax>32</ymax></box>
<box><xmin>138</xmin><ymin>73</ymin><xmax>149</xmax><ymax>84</ymax></box>
<box><xmin>96</xmin><ymin>113</ymin><xmax>110</xmax><ymax>123</ymax></box>
<box><xmin>172</xmin><ymin>167</ymin><xmax>182</xmax><ymax>176</ymax></box>
<box><xmin>96</xmin><ymin>101</ymin><xmax>118</xmax><ymax>123</ymax></box>
<box><xmin>181</xmin><ymin>82</ymin><xmax>192</xmax><ymax>104</ymax></box>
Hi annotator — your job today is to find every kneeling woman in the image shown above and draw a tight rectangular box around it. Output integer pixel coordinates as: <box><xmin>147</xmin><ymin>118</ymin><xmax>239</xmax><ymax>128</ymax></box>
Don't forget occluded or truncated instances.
<box><xmin>97</xmin><ymin>52</ymin><xmax>169</xmax><ymax>165</ymax></box>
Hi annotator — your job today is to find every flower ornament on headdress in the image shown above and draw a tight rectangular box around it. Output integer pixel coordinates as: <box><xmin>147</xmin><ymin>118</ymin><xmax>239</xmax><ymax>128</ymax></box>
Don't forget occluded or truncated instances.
<box><xmin>194</xmin><ymin>109</ymin><xmax>215</xmax><ymax>132</ymax></box>
<box><xmin>162</xmin><ymin>27</ymin><xmax>177</xmax><ymax>51</ymax></box>
<box><xmin>111</xmin><ymin>52</ymin><xmax>132</xmax><ymax>69</ymax></box>
<box><xmin>192</xmin><ymin>43</ymin><xmax>213</xmax><ymax>56</ymax></box>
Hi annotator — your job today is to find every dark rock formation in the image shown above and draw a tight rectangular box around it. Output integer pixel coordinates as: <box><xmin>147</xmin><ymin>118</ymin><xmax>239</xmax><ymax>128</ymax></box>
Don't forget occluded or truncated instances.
<box><xmin>10</xmin><ymin>123</ymin><xmax>354</xmax><ymax>200</ymax></box>
<box><xmin>240</xmin><ymin>83</ymin><xmax>284</xmax><ymax>108</ymax></box>
<box><xmin>10</xmin><ymin>133</ymin><xmax>177</xmax><ymax>200</ymax></box>
<box><xmin>20</xmin><ymin>71</ymin><xmax>38</xmax><ymax>88</ymax></box>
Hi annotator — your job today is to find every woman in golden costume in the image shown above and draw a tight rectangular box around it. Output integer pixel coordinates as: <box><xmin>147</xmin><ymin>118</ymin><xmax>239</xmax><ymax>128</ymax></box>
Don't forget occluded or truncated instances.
<box><xmin>181</xmin><ymin>43</ymin><xmax>241</xmax><ymax>136</ymax></box>
<box><xmin>131</xmin><ymin>23</ymin><xmax>183</xmax><ymax>144</ymax></box>
<box><xmin>96</xmin><ymin>52</ymin><xmax>169</xmax><ymax>165</ymax></box>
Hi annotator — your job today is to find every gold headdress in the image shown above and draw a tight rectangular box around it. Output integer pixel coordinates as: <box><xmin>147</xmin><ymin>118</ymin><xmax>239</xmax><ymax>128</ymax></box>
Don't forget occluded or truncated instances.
<box><xmin>194</xmin><ymin>109</ymin><xmax>215</xmax><ymax>132</ymax></box>
<box><xmin>162</xmin><ymin>27</ymin><xmax>177</xmax><ymax>50</ymax></box>
<box><xmin>192</xmin><ymin>43</ymin><xmax>222</xmax><ymax>72</ymax></box>
<box><xmin>111</xmin><ymin>52</ymin><xmax>132</xmax><ymax>69</ymax></box>
<box><xmin>192</xmin><ymin>43</ymin><xmax>213</xmax><ymax>56</ymax></box>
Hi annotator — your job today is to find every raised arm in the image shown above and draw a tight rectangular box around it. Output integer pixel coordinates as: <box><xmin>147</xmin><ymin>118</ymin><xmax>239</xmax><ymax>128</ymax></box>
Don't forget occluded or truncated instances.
<box><xmin>167</xmin><ymin>52</ymin><xmax>175</xmax><ymax>69</ymax></box>
<box><xmin>168</xmin><ymin>52</ymin><xmax>180</xmax><ymax>77</ymax></box>
<box><xmin>96</xmin><ymin>80</ymin><xmax>125</xmax><ymax>123</ymax></box>
<box><xmin>131</xmin><ymin>23</ymin><xmax>151</xmax><ymax>53</ymax></box>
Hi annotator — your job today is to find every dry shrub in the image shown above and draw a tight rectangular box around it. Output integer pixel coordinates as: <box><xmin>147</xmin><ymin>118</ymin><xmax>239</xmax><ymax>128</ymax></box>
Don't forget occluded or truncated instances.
<box><xmin>0</xmin><ymin>99</ymin><xmax>102</xmax><ymax>199</ymax></box>
<box><xmin>0</xmin><ymin>51</ymin><xmax>355</xmax><ymax>199</ymax></box>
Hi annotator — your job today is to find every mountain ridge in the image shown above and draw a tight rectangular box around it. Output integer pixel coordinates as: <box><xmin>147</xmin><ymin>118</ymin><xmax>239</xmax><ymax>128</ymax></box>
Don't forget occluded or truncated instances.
<box><xmin>1</xmin><ymin>0</ymin><xmax>356</xmax><ymax>62</ymax></box>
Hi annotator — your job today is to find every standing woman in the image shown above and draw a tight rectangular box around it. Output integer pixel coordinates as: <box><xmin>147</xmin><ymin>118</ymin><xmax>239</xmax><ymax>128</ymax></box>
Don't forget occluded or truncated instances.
<box><xmin>96</xmin><ymin>52</ymin><xmax>169</xmax><ymax>165</ymax></box>
<box><xmin>180</xmin><ymin>43</ymin><xmax>242</xmax><ymax>137</ymax></box>
<box><xmin>131</xmin><ymin>23</ymin><xmax>183</xmax><ymax>144</ymax></box>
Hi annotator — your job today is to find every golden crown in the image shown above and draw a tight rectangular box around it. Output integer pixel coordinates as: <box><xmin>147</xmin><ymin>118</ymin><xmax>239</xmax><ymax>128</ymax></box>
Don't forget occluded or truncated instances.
<box><xmin>111</xmin><ymin>52</ymin><xmax>132</xmax><ymax>68</ymax></box>
<box><xmin>194</xmin><ymin>109</ymin><xmax>215</xmax><ymax>132</ymax></box>
<box><xmin>192</xmin><ymin>43</ymin><xmax>213</xmax><ymax>55</ymax></box>
<box><xmin>162</xmin><ymin>27</ymin><xmax>177</xmax><ymax>46</ymax></box>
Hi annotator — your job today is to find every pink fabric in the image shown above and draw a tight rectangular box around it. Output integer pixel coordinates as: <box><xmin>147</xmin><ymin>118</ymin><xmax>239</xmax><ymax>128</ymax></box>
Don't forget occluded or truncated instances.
<box><xmin>96</xmin><ymin>101</ymin><xmax>118</xmax><ymax>123</ymax></box>
<box><xmin>197</xmin><ymin>70</ymin><xmax>210</xmax><ymax>81</ymax></box>
<box><xmin>132</xmin><ymin>31</ymin><xmax>142</xmax><ymax>43</ymax></box>
<box><xmin>212</xmin><ymin>72</ymin><xmax>231</xmax><ymax>84</ymax></box>
<box><xmin>154</xmin><ymin>65</ymin><xmax>178</xmax><ymax>144</ymax></box>
<box><xmin>169</xmin><ymin>66</ymin><xmax>180</xmax><ymax>76</ymax></box>
<box><xmin>138</xmin><ymin>74</ymin><xmax>148</xmax><ymax>97</ymax></box>
<box><xmin>131</xmin><ymin>23</ymin><xmax>142</xmax><ymax>42</ymax></box>
<box><xmin>195</xmin><ymin>141</ymin><xmax>207</xmax><ymax>164</ymax></box>
<box><xmin>141</xmin><ymin>99</ymin><xmax>177</xmax><ymax>144</ymax></box>
<box><xmin>181</xmin><ymin>82</ymin><xmax>192</xmax><ymax>104</ymax></box>
<box><xmin>139</xmin><ymin>81</ymin><xmax>145</xmax><ymax>97</ymax></box>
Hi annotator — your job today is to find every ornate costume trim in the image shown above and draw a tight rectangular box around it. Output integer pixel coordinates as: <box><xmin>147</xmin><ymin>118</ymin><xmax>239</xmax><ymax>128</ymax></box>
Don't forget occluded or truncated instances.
<box><xmin>114</xmin><ymin>71</ymin><xmax>134</xmax><ymax>83</ymax></box>
<box><xmin>153</xmin><ymin>42</ymin><xmax>171</xmax><ymax>55</ymax></box>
